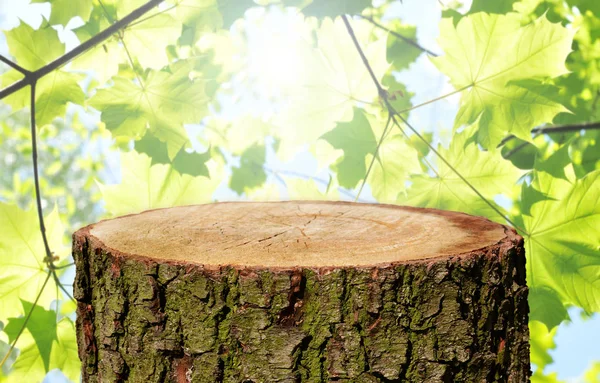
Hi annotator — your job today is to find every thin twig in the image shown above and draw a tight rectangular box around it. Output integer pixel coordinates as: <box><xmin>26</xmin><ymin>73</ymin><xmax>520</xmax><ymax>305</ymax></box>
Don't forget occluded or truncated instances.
<box><xmin>0</xmin><ymin>272</ymin><xmax>51</xmax><ymax>369</ymax></box>
<box><xmin>341</xmin><ymin>14</ymin><xmax>527</xmax><ymax>234</ymax></box>
<box><xmin>97</xmin><ymin>0</ymin><xmax>145</xmax><ymax>87</ymax></box>
<box><xmin>30</xmin><ymin>81</ymin><xmax>52</xmax><ymax>261</ymax></box>
<box><xmin>355</xmin><ymin>114</ymin><xmax>392</xmax><ymax>201</ymax></box>
<box><xmin>52</xmin><ymin>271</ymin><xmax>76</xmax><ymax>303</ymax></box>
<box><xmin>0</xmin><ymin>54</ymin><xmax>31</xmax><ymax>76</ymax></box>
<box><xmin>0</xmin><ymin>0</ymin><xmax>164</xmax><ymax>100</ymax></box>
<box><xmin>357</xmin><ymin>15</ymin><xmax>439</xmax><ymax>57</ymax></box>
<box><xmin>127</xmin><ymin>3</ymin><xmax>178</xmax><ymax>28</ymax></box>
<box><xmin>52</xmin><ymin>262</ymin><xmax>75</xmax><ymax>270</ymax></box>
<box><xmin>498</xmin><ymin>121</ymin><xmax>600</xmax><ymax>147</ymax></box>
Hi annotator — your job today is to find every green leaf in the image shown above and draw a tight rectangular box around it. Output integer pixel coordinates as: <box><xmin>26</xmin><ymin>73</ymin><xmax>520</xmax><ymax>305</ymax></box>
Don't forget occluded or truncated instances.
<box><xmin>382</xmin><ymin>74</ymin><xmax>413</xmax><ymax>114</ymax></box>
<box><xmin>367</xmin><ymin>135</ymin><xmax>421</xmax><ymax>203</ymax></box>
<box><xmin>201</xmin><ymin>115</ymin><xmax>272</xmax><ymax>156</ymax></box>
<box><xmin>0</xmin><ymin>204</ymin><xmax>65</xmax><ymax>323</ymax></box>
<box><xmin>522</xmin><ymin>168</ymin><xmax>600</xmax><ymax>318</ymax></box>
<box><xmin>123</xmin><ymin>14</ymin><xmax>182</xmax><ymax>69</ymax></box>
<box><xmin>230</xmin><ymin>144</ymin><xmax>267</xmax><ymax>195</ymax></box>
<box><xmin>31</xmin><ymin>0</ymin><xmax>93</xmax><ymax>26</ymax></box>
<box><xmin>385</xmin><ymin>21</ymin><xmax>422</xmax><ymax>71</ymax></box>
<box><xmin>432</xmin><ymin>13</ymin><xmax>574</xmax><ymax>148</ymax></box>
<box><xmin>217</xmin><ymin>0</ymin><xmax>256</xmax><ymax>28</ymax></box>
<box><xmin>3</xmin><ymin>312</ymin><xmax>79</xmax><ymax>382</ymax></box>
<box><xmin>4</xmin><ymin>301</ymin><xmax>57</xmax><ymax>373</ymax></box>
<box><xmin>285</xmin><ymin>178</ymin><xmax>339</xmax><ymax>200</ymax></box>
<box><xmin>529</xmin><ymin>320</ymin><xmax>558</xmax><ymax>372</ymax></box>
<box><xmin>35</xmin><ymin>71</ymin><xmax>86</xmax><ymax>126</ymax></box>
<box><xmin>70</xmin><ymin>43</ymin><xmax>120</xmax><ymax>85</ymax></box>
<box><xmin>534</xmin><ymin>141</ymin><xmax>573</xmax><ymax>180</ymax></box>
<box><xmin>4</xmin><ymin>21</ymin><xmax>64</xmax><ymax>70</ymax></box>
<box><xmin>531</xmin><ymin>370</ymin><xmax>564</xmax><ymax>383</ymax></box>
<box><xmin>301</xmin><ymin>0</ymin><xmax>371</xmax><ymax>19</ymax></box>
<box><xmin>50</xmin><ymin>318</ymin><xmax>80</xmax><ymax>382</ymax></box>
<box><xmin>89</xmin><ymin>59</ymin><xmax>209</xmax><ymax>158</ymax></box>
<box><xmin>398</xmin><ymin>127</ymin><xmax>522</xmax><ymax>221</ymax></box>
<box><xmin>1</xmin><ymin>22</ymin><xmax>85</xmax><ymax>125</ymax></box>
<box><xmin>274</xmin><ymin>17</ymin><xmax>388</xmax><ymax>153</ymax></box>
<box><xmin>167</xmin><ymin>0</ymin><xmax>222</xmax><ymax>30</ymax></box>
<box><xmin>572</xmin><ymin>130</ymin><xmax>600</xmax><ymax>177</ymax></box>
<box><xmin>134</xmin><ymin>133</ymin><xmax>211</xmax><ymax>177</ymax></box>
<box><xmin>529</xmin><ymin>287</ymin><xmax>569</xmax><ymax>330</ymax></box>
<box><xmin>567</xmin><ymin>0</ymin><xmax>600</xmax><ymax>17</ymax></box>
<box><xmin>173</xmin><ymin>148</ymin><xmax>212</xmax><ymax>177</ymax></box>
<box><xmin>584</xmin><ymin>361</ymin><xmax>600</xmax><ymax>383</ymax></box>
<box><xmin>469</xmin><ymin>0</ymin><xmax>515</xmax><ymax>14</ymax></box>
<box><xmin>1</xmin><ymin>69</ymin><xmax>85</xmax><ymax>127</ymax></box>
<box><xmin>98</xmin><ymin>151</ymin><xmax>221</xmax><ymax>216</ymax></box>
<box><xmin>71</xmin><ymin>4</ymin><xmax>120</xmax><ymax>84</ymax></box>
<box><xmin>321</xmin><ymin>109</ymin><xmax>377</xmax><ymax>189</ymax></box>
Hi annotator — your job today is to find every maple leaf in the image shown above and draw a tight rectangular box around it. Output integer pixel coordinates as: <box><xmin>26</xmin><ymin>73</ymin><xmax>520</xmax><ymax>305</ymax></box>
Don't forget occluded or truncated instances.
<box><xmin>398</xmin><ymin>127</ymin><xmax>522</xmax><ymax>221</ymax></box>
<box><xmin>0</xmin><ymin>204</ymin><xmax>66</xmax><ymax>323</ymax></box>
<box><xmin>432</xmin><ymin>13</ymin><xmax>574</xmax><ymax>148</ymax></box>
<box><xmin>89</xmin><ymin>59</ymin><xmax>209</xmax><ymax>158</ymax></box>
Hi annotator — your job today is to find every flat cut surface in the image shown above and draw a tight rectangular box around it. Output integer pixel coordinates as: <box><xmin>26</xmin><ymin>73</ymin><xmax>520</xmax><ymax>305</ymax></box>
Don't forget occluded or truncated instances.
<box><xmin>86</xmin><ymin>201</ymin><xmax>508</xmax><ymax>268</ymax></box>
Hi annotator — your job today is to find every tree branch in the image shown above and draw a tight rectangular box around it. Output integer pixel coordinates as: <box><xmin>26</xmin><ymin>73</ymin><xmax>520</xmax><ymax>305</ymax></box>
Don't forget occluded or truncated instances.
<box><xmin>341</xmin><ymin>14</ymin><xmax>526</xmax><ymax>235</ymax></box>
<box><xmin>499</xmin><ymin>121</ymin><xmax>600</xmax><ymax>147</ymax></box>
<box><xmin>0</xmin><ymin>0</ymin><xmax>164</xmax><ymax>100</ymax></box>
<box><xmin>0</xmin><ymin>54</ymin><xmax>31</xmax><ymax>76</ymax></box>
<box><xmin>357</xmin><ymin>15</ymin><xmax>439</xmax><ymax>57</ymax></box>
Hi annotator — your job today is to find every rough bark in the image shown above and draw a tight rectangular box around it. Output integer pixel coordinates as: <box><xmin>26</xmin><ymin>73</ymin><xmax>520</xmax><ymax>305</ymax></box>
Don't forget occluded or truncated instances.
<box><xmin>73</xmin><ymin>201</ymin><xmax>530</xmax><ymax>382</ymax></box>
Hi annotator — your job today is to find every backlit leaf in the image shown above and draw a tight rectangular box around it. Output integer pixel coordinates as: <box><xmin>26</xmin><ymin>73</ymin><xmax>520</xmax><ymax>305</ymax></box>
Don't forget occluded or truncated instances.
<box><xmin>398</xmin><ymin>127</ymin><xmax>522</xmax><ymax>221</ymax></box>
<box><xmin>432</xmin><ymin>13</ymin><xmax>574</xmax><ymax>148</ymax></box>
<box><xmin>123</xmin><ymin>14</ymin><xmax>182</xmax><ymax>70</ymax></box>
<box><xmin>0</xmin><ymin>204</ymin><xmax>65</xmax><ymax>323</ymax></box>
<box><xmin>230</xmin><ymin>144</ymin><xmax>267</xmax><ymax>195</ymax></box>
<box><xmin>31</xmin><ymin>0</ymin><xmax>93</xmax><ymax>26</ymax></box>
<box><xmin>522</xmin><ymin>167</ymin><xmax>600</xmax><ymax>320</ymax></box>
<box><xmin>98</xmin><ymin>151</ymin><xmax>221</xmax><ymax>216</ymax></box>
<box><xmin>4</xmin><ymin>301</ymin><xmax>57</xmax><ymax>373</ymax></box>
<box><xmin>4</xmin><ymin>21</ymin><xmax>64</xmax><ymax>70</ymax></box>
<box><xmin>321</xmin><ymin>109</ymin><xmax>377</xmax><ymax>189</ymax></box>
<box><xmin>89</xmin><ymin>59</ymin><xmax>210</xmax><ymax>158</ymax></box>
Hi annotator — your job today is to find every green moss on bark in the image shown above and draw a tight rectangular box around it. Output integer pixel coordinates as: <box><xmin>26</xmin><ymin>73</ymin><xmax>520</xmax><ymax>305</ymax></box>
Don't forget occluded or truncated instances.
<box><xmin>73</xmin><ymin>231</ymin><xmax>529</xmax><ymax>382</ymax></box>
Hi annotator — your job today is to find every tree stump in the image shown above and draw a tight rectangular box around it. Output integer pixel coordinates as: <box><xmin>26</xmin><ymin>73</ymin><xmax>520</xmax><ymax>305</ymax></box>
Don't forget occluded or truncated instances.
<box><xmin>73</xmin><ymin>201</ymin><xmax>529</xmax><ymax>383</ymax></box>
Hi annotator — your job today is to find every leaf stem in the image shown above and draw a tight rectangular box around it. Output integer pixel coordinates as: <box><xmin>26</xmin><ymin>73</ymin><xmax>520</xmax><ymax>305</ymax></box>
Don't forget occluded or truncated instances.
<box><xmin>341</xmin><ymin>14</ymin><xmax>528</xmax><ymax>234</ymax></box>
<box><xmin>0</xmin><ymin>272</ymin><xmax>52</xmax><ymax>370</ymax></box>
<box><xmin>395</xmin><ymin>85</ymin><xmax>470</xmax><ymax>115</ymax></box>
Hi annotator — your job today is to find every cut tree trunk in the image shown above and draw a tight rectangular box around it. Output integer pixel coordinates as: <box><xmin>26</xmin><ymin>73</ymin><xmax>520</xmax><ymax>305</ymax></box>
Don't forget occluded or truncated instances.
<box><xmin>73</xmin><ymin>201</ymin><xmax>529</xmax><ymax>383</ymax></box>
